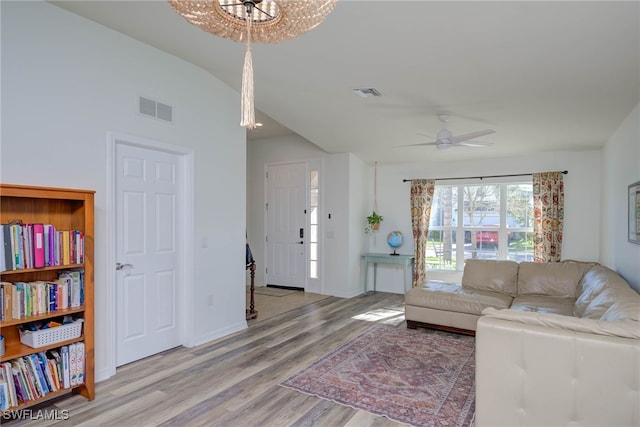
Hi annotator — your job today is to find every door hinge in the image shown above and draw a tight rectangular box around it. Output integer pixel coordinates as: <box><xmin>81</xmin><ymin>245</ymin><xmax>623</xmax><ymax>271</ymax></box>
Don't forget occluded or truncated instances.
<box><xmin>266</xmin><ymin>202</ymin><xmax>269</xmax><ymax>211</ymax></box>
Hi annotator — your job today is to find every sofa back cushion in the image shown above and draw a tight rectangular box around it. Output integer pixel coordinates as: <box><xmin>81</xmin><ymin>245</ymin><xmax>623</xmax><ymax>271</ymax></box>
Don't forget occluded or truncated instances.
<box><xmin>574</xmin><ymin>265</ymin><xmax>623</xmax><ymax>317</ymax></box>
<box><xmin>601</xmin><ymin>299</ymin><xmax>640</xmax><ymax>322</ymax></box>
<box><xmin>575</xmin><ymin>265</ymin><xmax>639</xmax><ymax>319</ymax></box>
<box><xmin>462</xmin><ymin>259</ymin><xmax>519</xmax><ymax>296</ymax></box>
<box><xmin>517</xmin><ymin>261</ymin><xmax>593</xmax><ymax>298</ymax></box>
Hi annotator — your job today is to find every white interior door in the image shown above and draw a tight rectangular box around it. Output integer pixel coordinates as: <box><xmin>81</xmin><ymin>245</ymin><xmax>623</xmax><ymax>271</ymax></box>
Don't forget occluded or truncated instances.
<box><xmin>115</xmin><ymin>142</ymin><xmax>183</xmax><ymax>366</ymax></box>
<box><xmin>266</xmin><ymin>163</ymin><xmax>306</xmax><ymax>288</ymax></box>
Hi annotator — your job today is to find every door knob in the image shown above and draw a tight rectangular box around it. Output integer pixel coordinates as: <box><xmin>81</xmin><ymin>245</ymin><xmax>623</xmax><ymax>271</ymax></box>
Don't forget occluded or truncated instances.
<box><xmin>297</xmin><ymin>241</ymin><xmax>304</xmax><ymax>245</ymax></box>
<box><xmin>116</xmin><ymin>262</ymin><xmax>134</xmax><ymax>270</ymax></box>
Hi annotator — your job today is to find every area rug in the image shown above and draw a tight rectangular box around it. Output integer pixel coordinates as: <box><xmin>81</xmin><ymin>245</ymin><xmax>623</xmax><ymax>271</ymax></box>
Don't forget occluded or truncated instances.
<box><xmin>280</xmin><ymin>325</ymin><xmax>475</xmax><ymax>427</ymax></box>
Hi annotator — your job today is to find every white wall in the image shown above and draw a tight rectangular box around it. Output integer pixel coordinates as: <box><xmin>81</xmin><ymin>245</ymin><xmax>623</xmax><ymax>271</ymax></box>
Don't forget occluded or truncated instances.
<box><xmin>1</xmin><ymin>2</ymin><xmax>247</xmax><ymax>381</ymax></box>
<box><xmin>367</xmin><ymin>150</ymin><xmax>603</xmax><ymax>293</ymax></box>
<box><xmin>602</xmin><ymin>102</ymin><xmax>640</xmax><ymax>292</ymax></box>
<box><xmin>323</xmin><ymin>153</ymin><xmax>351</xmax><ymax>296</ymax></box>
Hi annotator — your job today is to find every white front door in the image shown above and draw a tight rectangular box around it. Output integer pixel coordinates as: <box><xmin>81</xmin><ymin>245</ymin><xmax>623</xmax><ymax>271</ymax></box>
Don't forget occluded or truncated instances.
<box><xmin>115</xmin><ymin>142</ymin><xmax>183</xmax><ymax>366</ymax></box>
<box><xmin>266</xmin><ymin>163</ymin><xmax>306</xmax><ymax>288</ymax></box>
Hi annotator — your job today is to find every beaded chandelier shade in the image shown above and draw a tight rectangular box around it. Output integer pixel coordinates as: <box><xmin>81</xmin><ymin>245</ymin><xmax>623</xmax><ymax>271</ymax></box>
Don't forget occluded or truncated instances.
<box><xmin>169</xmin><ymin>0</ymin><xmax>337</xmax><ymax>128</ymax></box>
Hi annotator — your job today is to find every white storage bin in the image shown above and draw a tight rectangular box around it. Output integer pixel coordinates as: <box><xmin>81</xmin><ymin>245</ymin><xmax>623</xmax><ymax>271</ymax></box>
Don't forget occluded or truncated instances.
<box><xmin>19</xmin><ymin>319</ymin><xmax>83</xmax><ymax>348</ymax></box>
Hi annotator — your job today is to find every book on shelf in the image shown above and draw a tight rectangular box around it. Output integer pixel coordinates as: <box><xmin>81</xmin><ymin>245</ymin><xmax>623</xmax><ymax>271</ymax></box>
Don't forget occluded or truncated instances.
<box><xmin>0</xmin><ymin>347</ymin><xmax>79</xmax><ymax>408</ymax></box>
<box><xmin>2</xmin><ymin>225</ymin><xmax>12</xmax><ymax>271</ymax></box>
<box><xmin>60</xmin><ymin>346</ymin><xmax>70</xmax><ymax>389</ymax></box>
<box><xmin>68</xmin><ymin>342</ymin><xmax>85</xmax><ymax>386</ymax></box>
<box><xmin>11</xmin><ymin>361</ymin><xmax>28</xmax><ymax>404</ymax></box>
<box><xmin>1</xmin><ymin>270</ymin><xmax>85</xmax><ymax>321</ymax></box>
<box><xmin>0</xmin><ymin>224</ymin><xmax>85</xmax><ymax>271</ymax></box>
<box><xmin>14</xmin><ymin>358</ymin><xmax>35</xmax><ymax>402</ymax></box>
<box><xmin>0</xmin><ymin>378</ymin><xmax>8</xmax><ymax>410</ymax></box>
<box><xmin>0</xmin><ymin>225</ymin><xmax>5</xmax><ymax>272</ymax></box>
<box><xmin>33</xmin><ymin>224</ymin><xmax>45</xmax><ymax>269</ymax></box>
<box><xmin>0</xmin><ymin>362</ymin><xmax>17</xmax><ymax>409</ymax></box>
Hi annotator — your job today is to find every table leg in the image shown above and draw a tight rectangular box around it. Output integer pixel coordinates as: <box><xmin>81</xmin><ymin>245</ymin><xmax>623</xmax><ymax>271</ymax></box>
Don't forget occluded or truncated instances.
<box><xmin>411</xmin><ymin>262</ymin><xmax>414</xmax><ymax>289</ymax></box>
<box><xmin>373</xmin><ymin>262</ymin><xmax>377</xmax><ymax>292</ymax></box>
<box><xmin>364</xmin><ymin>260</ymin><xmax>369</xmax><ymax>293</ymax></box>
<box><xmin>403</xmin><ymin>261</ymin><xmax>407</xmax><ymax>292</ymax></box>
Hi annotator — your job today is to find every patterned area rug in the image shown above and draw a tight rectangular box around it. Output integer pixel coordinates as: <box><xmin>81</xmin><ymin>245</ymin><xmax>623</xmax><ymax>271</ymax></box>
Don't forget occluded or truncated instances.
<box><xmin>280</xmin><ymin>325</ymin><xmax>475</xmax><ymax>427</ymax></box>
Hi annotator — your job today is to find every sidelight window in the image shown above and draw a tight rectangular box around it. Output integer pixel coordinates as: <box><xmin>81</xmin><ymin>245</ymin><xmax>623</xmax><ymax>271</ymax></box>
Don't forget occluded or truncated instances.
<box><xmin>309</xmin><ymin>170</ymin><xmax>319</xmax><ymax>279</ymax></box>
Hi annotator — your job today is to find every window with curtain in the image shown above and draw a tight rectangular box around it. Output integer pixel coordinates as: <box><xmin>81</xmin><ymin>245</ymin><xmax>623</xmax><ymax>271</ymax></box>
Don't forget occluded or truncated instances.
<box><xmin>426</xmin><ymin>181</ymin><xmax>534</xmax><ymax>271</ymax></box>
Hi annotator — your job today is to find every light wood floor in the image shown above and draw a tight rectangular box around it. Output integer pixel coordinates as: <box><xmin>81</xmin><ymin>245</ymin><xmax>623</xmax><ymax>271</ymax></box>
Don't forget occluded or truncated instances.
<box><xmin>7</xmin><ymin>292</ymin><xmax>408</xmax><ymax>427</ymax></box>
<box><xmin>246</xmin><ymin>287</ymin><xmax>331</xmax><ymax>324</ymax></box>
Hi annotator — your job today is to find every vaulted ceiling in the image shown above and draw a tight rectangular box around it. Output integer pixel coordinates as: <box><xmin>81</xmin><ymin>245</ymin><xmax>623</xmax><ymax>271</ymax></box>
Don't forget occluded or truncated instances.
<box><xmin>52</xmin><ymin>1</ymin><xmax>640</xmax><ymax>164</ymax></box>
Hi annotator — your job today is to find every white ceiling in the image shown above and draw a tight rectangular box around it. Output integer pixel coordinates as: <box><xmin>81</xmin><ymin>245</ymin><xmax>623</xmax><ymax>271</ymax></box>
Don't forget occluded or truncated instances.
<box><xmin>51</xmin><ymin>1</ymin><xmax>640</xmax><ymax>164</ymax></box>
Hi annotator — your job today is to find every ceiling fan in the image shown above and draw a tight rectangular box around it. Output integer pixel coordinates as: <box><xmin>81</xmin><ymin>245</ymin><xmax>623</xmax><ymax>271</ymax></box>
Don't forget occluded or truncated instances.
<box><xmin>410</xmin><ymin>114</ymin><xmax>495</xmax><ymax>150</ymax></box>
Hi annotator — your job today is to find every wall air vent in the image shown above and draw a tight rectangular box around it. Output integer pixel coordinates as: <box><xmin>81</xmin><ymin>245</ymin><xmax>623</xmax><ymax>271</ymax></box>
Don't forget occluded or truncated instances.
<box><xmin>138</xmin><ymin>96</ymin><xmax>174</xmax><ymax>123</ymax></box>
<box><xmin>353</xmin><ymin>88</ymin><xmax>382</xmax><ymax>98</ymax></box>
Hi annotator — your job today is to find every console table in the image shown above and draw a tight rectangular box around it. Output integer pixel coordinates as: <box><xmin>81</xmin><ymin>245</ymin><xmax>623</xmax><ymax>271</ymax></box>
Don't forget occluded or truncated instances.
<box><xmin>362</xmin><ymin>253</ymin><xmax>415</xmax><ymax>293</ymax></box>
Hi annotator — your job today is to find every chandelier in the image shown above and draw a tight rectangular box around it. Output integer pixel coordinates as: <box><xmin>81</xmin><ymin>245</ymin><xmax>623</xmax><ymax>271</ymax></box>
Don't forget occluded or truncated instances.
<box><xmin>169</xmin><ymin>0</ymin><xmax>337</xmax><ymax>129</ymax></box>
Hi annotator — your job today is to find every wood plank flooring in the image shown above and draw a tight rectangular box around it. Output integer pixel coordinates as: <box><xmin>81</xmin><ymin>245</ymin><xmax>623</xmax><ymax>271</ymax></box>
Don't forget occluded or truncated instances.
<box><xmin>5</xmin><ymin>292</ymin><xmax>409</xmax><ymax>427</ymax></box>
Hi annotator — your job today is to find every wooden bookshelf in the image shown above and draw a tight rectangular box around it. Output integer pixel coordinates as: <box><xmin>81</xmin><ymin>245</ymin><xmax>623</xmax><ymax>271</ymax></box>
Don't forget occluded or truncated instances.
<box><xmin>0</xmin><ymin>183</ymin><xmax>94</xmax><ymax>408</ymax></box>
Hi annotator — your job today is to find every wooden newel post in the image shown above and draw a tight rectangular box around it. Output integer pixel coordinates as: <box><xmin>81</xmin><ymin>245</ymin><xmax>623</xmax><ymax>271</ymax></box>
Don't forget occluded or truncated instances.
<box><xmin>246</xmin><ymin>259</ymin><xmax>258</xmax><ymax>320</ymax></box>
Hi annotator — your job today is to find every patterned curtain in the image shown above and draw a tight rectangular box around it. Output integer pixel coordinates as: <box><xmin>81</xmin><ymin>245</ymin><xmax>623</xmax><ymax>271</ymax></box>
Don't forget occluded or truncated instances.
<box><xmin>410</xmin><ymin>179</ymin><xmax>435</xmax><ymax>287</ymax></box>
<box><xmin>533</xmin><ymin>171</ymin><xmax>565</xmax><ymax>262</ymax></box>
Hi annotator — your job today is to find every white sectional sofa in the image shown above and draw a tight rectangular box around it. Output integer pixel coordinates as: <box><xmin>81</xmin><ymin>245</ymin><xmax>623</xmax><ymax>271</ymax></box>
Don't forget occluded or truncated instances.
<box><xmin>405</xmin><ymin>259</ymin><xmax>640</xmax><ymax>426</ymax></box>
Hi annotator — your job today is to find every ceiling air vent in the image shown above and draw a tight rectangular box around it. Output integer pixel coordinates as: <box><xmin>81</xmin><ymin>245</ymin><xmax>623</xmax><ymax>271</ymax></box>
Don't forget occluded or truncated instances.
<box><xmin>353</xmin><ymin>88</ymin><xmax>382</xmax><ymax>98</ymax></box>
<box><xmin>138</xmin><ymin>96</ymin><xmax>174</xmax><ymax>123</ymax></box>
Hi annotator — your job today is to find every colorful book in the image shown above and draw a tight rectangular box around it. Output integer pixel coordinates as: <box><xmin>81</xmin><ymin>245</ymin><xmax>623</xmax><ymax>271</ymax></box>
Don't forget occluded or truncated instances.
<box><xmin>2</xmin><ymin>282</ymin><xmax>14</xmax><ymax>321</ymax></box>
<box><xmin>26</xmin><ymin>354</ymin><xmax>48</xmax><ymax>396</ymax></box>
<box><xmin>32</xmin><ymin>224</ymin><xmax>45</xmax><ymax>268</ymax></box>
<box><xmin>2</xmin><ymin>225</ymin><xmax>14</xmax><ymax>270</ymax></box>
<box><xmin>36</xmin><ymin>353</ymin><xmax>57</xmax><ymax>393</ymax></box>
<box><xmin>11</xmin><ymin>365</ymin><xmax>27</xmax><ymax>404</ymax></box>
<box><xmin>62</xmin><ymin>230</ymin><xmax>70</xmax><ymax>265</ymax></box>
<box><xmin>18</xmin><ymin>357</ymin><xmax>42</xmax><ymax>399</ymax></box>
<box><xmin>1</xmin><ymin>362</ymin><xmax>17</xmax><ymax>408</ymax></box>
<box><xmin>60</xmin><ymin>346</ymin><xmax>70</xmax><ymax>389</ymax></box>
<box><xmin>13</xmin><ymin>359</ymin><xmax>34</xmax><ymax>401</ymax></box>
<box><xmin>0</xmin><ymin>225</ymin><xmax>5</xmax><ymax>272</ymax></box>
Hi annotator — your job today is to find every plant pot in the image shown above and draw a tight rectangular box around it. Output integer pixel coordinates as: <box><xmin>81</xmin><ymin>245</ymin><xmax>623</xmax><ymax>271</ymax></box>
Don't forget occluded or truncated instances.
<box><xmin>371</xmin><ymin>223</ymin><xmax>380</xmax><ymax>231</ymax></box>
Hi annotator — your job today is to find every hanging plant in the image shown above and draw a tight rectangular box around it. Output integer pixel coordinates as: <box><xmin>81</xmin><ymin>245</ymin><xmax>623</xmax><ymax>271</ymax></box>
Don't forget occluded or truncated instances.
<box><xmin>365</xmin><ymin>211</ymin><xmax>384</xmax><ymax>234</ymax></box>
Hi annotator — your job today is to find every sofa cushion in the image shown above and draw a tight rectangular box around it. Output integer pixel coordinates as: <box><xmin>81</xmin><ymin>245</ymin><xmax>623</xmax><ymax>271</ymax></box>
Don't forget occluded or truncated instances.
<box><xmin>574</xmin><ymin>265</ymin><xmax>634</xmax><ymax>317</ymax></box>
<box><xmin>601</xmin><ymin>298</ymin><xmax>640</xmax><ymax>322</ymax></box>
<box><xmin>582</xmin><ymin>285</ymin><xmax>640</xmax><ymax>319</ymax></box>
<box><xmin>510</xmin><ymin>295</ymin><xmax>575</xmax><ymax>316</ymax></box>
<box><xmin>406</xmin><ymin>280</ymin><xmax>513</xmax><ymax>316</ymax></box>
<box><xmin>517</xmin><ymin>261</ymin><xmax>593</xmax><ymax>298</ymax></box>
<box><xmin>461</xmin><ymin>259</ymin><xmax>519</xmax><ymax>296</ymax></box>
<box><xmin>574</xmin><ymin>265</ymin><xmax>611</xmax><ymax>317</ymax></box>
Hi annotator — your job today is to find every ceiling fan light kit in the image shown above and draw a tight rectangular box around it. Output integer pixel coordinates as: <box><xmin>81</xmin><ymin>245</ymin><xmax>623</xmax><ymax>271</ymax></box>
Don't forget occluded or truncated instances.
<box><xmin>169</xmin><ymin>0</ymin><xmax>337</xmax><ymax>128</ymax></box>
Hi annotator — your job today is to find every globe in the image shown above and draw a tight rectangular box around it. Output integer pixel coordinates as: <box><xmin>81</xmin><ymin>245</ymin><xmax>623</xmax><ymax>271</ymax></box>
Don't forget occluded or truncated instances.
<box><xmin>387</xmin><ymin>231</ymin><xmax>404</xmax><ymax>255</ymax></box>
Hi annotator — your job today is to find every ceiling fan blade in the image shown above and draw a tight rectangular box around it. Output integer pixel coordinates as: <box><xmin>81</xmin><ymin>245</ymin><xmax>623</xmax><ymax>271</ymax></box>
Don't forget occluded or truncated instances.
<box><xmin>453</xmin><ymin>141</ymin><xmax>494</xmax><ymax>148</ymax></box>
<box><xmin>396</xmin><ymin>141</ymin><xmax>438</xmax><ymax>147</ymax></box>
<box><xmin>451</xmin><ymin>129</ymin><xmax>495</xmax><ymax>144</ymax></box>
<box><xmin>416</xmin><ymin>132</ymin><xmax>435</xmax><ymax>139</ymax></box>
